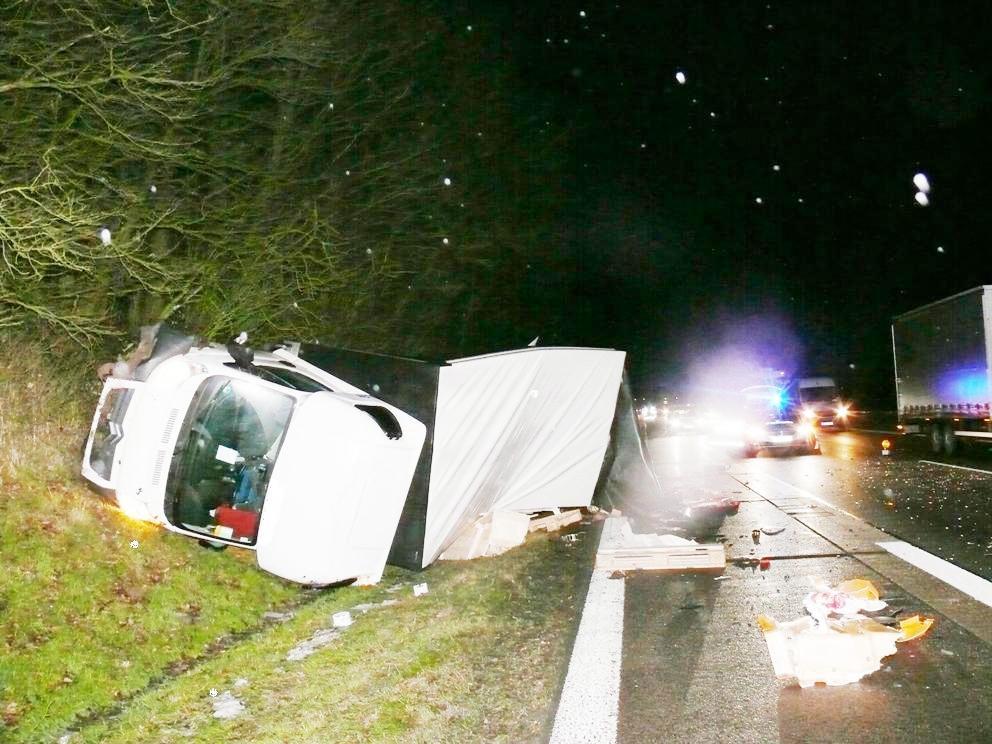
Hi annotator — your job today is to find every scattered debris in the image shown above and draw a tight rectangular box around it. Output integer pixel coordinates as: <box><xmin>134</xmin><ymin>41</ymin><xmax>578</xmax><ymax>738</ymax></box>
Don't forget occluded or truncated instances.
<box><xmin>757</xmin><ymin>578</ymin><xmax>934</xmax><ymax>687</ymax></box>
<box><xmin>714</xmin><ymin>575</ymin><xmax>731</xmax><ymax>581</ymax></box>
<box><xmin>413</xmin><ymin>582</ymin><xmax>429</xmax><ymax>597</ymax></box>
<box><xmin>234</xmin><ymin>678</ymin><xmax>249</xmax><ymax>688</ymax></box>
<box><xmin>286</xmin><ymin>628</ymin><xmax>340</xmax><ymax>661</ymax></box>
<box><xmin>941</xmin><ymin>648</ymin><xmax>956</xmax><ymax>657</ymax></box>
<box><xmin>803</xmin><ymin>578</ymin><xmax>887</xmax><ymax>624</ymax></box>
<box><xmin>561</xmin><ymin>533</ymin><xmax>582</xmax><ymax>544</ymax></box>
<box><xmin>759</xmin><ymin>557</ymin><xmax>772</xmax><ymax>571</ymax></box>
<box><xmin>332</xmin><ymin>611</ymin><xmax>353</xmax><ymax>628</ymax></box>
<box><xmin>752</xmin><ymin>529</ymin><xmax>761</xmax><ymax>544</ymax></box>
<box><xmin>212</xmin><ymin>691</ymin><xmax>246</xmax><ymax>719</ymax></box>
<box><xmin>262</xmin><ymin>611</ymin><xmax>295</xmax><ymax>623</ymax></box>
<box><xmin>761</xmin><ymin>526</ymin><xmax>786</xmax><ymax>536</ymax></box>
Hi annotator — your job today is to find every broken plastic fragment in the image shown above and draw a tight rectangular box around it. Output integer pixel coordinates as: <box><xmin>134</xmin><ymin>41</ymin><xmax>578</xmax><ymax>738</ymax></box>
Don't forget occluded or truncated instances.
<box><xmin>836</xmin><ymin>578</ymin><xmax>880</xmax><ymax>602</ymax></box>
<box><xmin>803</xmin><ymin>578</ymin><xmax>887</xmax><ymax>624</ymax></box>
<box><xmin>897</xmin><ymin>615</ymin><xmax>934</xmax><ymax>642</ymax></box>
<box><xmin>413</xmin><ymin>582</ymin><xmax>429</xmax><ymax>597</ymax></box>
<box><xmin>332</xmin><ymin>611</ymin><xmax>353</xmax><ymax>628</ymax></box>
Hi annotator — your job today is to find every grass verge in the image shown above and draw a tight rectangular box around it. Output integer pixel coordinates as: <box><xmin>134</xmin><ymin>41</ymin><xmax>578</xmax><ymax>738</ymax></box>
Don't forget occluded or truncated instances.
<box><xmin>70</xmin><ymin>530</ymin><xmax>592</xmax><ymax>743</ymax></box>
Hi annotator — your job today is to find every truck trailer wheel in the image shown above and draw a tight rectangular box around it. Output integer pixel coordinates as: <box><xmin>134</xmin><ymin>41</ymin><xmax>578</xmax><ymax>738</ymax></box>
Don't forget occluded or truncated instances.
<box><xmin>929</xmin><ymin>424</ymin><xmax>942</xmax><ymax>454</ymax></box>
<box><xmin>941</xmin><ymin>424</ymin><xmax>957</xmax><ymax>455</ymax></box>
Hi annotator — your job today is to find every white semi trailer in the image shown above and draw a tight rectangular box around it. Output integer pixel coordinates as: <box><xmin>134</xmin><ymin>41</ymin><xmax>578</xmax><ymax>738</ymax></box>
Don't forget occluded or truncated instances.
<box><xmin>892</xmin><ymin>285</ymin><xmax>992</xmax><ymax>454</ymax></box>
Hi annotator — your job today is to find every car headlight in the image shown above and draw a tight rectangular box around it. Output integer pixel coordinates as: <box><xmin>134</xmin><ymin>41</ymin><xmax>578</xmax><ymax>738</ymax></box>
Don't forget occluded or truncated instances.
<box><xmin>797</xmin><ymin>423</ymin><xmax>814</xmax><ymax>436</ymax></box>
<box><xmin>836</xmin><ymin>404</ymin><xmax>849</xmax><ymax>418</ymax></box>
<box><xmin>802</xmin><ymin>407</ymin><xmax>816</xmax><ymax>420</ymax></box>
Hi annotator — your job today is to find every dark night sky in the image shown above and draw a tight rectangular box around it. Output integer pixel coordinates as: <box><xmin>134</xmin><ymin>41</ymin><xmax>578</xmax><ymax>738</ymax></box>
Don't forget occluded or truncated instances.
<box><xmin>449</xmin><ymin>2</ymin><xmax>992</xmax><ymax>405</ymax></box>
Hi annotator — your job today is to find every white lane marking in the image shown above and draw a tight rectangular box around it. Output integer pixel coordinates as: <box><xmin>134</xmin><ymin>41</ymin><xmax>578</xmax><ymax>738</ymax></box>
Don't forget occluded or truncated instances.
<box><xmin>919</xmin><ymin>459</ymin><xmax>992</xmax><ymax>476</ymax></box>
<box><xmin>850</xmin><ymin>428</ymin><xmax>899</xmax><ymax>435</ymax></box>
<box><xmin>550</xmin><ymin>567</ymin><xmax>624</xmax><ymax>744</ymax></box>
<box><xmin>877</xmin><ymin>541</ymin><xmax>992</xmax><ymax>608</ymax></box>
<box><xmin>745</xmin><ymin>471</ymin><xmax>863</xmax><ymax>521</ymax></box>
<box><xmin>954</xmin><ymin>431</ymin><xmax>992</xmax><ymax>439</ymax></box>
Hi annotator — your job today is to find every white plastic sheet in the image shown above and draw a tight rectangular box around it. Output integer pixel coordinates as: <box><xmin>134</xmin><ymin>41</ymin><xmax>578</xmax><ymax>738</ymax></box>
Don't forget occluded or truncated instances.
<box><xmin>423</xmin><ymin>347</ymin><xmax>625</xmax><ymax>566</ymax></box>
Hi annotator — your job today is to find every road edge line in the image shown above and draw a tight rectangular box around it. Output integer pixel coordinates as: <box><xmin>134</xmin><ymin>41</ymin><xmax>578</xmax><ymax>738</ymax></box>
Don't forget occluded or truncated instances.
<box><xmin>876</xmin><ymin>540</ymin><xmax>992</xmax><ymax>608</ymax></box>
<box><xmin>918</xmin><ymin>459</ymin><xmax>992</xmax><ymax>476</ymax></box>
<box><xmin>549</xmin><ymin>533</ymin><xmax>625</xmax><ymax>744</ymax></box>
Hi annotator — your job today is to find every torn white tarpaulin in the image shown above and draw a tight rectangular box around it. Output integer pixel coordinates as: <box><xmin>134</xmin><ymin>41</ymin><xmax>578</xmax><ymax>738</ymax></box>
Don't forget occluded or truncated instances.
<box><xmin>422</xmin><ymin>347</ymin><xmax>625</xmax><ymax>566</ymax></box>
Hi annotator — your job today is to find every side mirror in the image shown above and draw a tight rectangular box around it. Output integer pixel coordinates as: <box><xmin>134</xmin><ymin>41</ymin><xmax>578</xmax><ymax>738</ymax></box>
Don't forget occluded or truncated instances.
<box><xmin>227</xmin><ymin>334</ymin><xmax>255</xmax><ymax>370</ymax></box>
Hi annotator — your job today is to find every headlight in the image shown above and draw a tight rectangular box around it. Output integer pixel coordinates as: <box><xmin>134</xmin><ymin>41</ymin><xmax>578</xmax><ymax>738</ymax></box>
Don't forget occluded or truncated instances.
<box><xmin>747</xmin><ymin>426</ymin><xmax>765</xmax><ymax>439</ymax></box>
<box><xmin>802</xmin><ymin>407</ymin><xmax>816</xmax><ymax>420</ymax></box>
<box><xmin>836</xmin><ymin>404</ymin><xmax>849</xmax><ymax>418</ymax></box>
<box><xmin>797</xmin><ymin>423</ymin><xmax>814</xmax><ymax>436</ymax></box>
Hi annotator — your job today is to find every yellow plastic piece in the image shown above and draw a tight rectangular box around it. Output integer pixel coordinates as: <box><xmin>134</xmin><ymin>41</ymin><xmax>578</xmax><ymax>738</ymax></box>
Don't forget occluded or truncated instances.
<box><xmin>897</xmin><ymin>615</ymin><xmax>934</xmax><ymax>642</ymax></box>
<box><xmin>836</xmin><ymin>578</ymin><xmax>880</xmax><ymax>602</ymax></box>
<box><xmin>756</xmin><ymin>614</ymin><xmax>777</xmax><ymax>632</ymax></box>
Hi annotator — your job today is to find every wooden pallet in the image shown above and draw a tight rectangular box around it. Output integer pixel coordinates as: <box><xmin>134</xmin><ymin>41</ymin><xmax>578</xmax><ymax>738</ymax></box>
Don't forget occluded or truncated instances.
<box><xmin>528</xmin><ymin>508</ymin><xmax>583</xmax><ymax>533</ymax></box>
<box><xmin>596</xmin><ymin>515</ymin><xmax>725</xmax><ymax>571</ymax></box>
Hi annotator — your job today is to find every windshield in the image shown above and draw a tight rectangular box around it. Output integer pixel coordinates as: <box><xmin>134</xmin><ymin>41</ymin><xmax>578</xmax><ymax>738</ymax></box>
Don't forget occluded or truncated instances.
<box><xmin>165</xmin><ymin>376</ymin><xmax>294</xmax><ymax>544</ymax></box>
<box><xmin>800</xmin><ymin>386</ymin><xmax>837</xmax><ymax>403</ymax></box>
<box><xmin>88</xmin><ymin>387</ymin><xmax>135</xmax><ymax>481</ymax></box>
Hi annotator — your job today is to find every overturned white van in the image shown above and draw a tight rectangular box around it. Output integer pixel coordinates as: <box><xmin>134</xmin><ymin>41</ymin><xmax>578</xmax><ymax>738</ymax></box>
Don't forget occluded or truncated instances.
<box><xmin>82</xmin><ymin>326</ymin><xmax>634</xmax><ymax>585</ymax></box>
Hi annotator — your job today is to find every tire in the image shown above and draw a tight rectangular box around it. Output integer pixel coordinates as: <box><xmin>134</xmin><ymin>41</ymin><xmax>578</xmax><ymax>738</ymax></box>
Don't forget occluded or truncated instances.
<box><xmin>929</xmin><ymin>424</ymin><xmax>942</xmax><ymax>454</ymax></box>
<box><xmin>941</xmin><ymin>424</ymin><xmax>957</xmax><ymax>456</ymax></box>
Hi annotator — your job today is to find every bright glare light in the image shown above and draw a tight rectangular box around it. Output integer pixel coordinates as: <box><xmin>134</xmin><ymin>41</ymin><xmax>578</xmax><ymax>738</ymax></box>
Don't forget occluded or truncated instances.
<box><xmin>913</xmin><ymin>172</ymin><xmax>930</xmax><ymax>193</ymax></box>
<box><xmin>797</xmin><ymin>422</ymin><xmax>814</xmax><ymax>436</ymax></box>
<box><xmin>802</xmin><ymin>406</ymin><xmax>816</xmax><ymax>420</ymax></box>
<box><xmin>675</xmin><ymin>71</ymin><xmax>687</xmax><ymax>84</ymax></box>
<box><xmin>915</xmin><ymin>191</ymin><xmax>929</xmax><ymax>207</ymax></box>
<box><xmin>836</xmin><ymin>404</ymin><xmax>850</xmax><ymax>418</ymax></box>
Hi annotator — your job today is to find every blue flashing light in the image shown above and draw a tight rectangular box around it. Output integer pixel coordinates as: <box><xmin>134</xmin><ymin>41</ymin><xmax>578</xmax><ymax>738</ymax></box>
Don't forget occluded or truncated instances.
<box><xmin>938</xmin><ymin>367</ymin><xmax>989</xmax><ymax>402</ymax></box>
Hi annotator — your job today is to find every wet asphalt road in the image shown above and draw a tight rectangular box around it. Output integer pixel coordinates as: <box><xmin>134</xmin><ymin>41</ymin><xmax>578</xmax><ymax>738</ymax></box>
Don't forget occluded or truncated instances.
<box><xmin>612</xmin><ymin>427</ymin><xmax>992</xmax><ymax>744</ymax></box>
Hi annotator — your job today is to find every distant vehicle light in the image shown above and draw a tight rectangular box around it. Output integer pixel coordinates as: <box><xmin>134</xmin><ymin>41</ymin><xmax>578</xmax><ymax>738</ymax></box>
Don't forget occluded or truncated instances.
<box><xmin>797</xmin><ymin>423</ymin><xmax>814</xmax><ymax>437</ymax></box>
<box><xmin>801</xmin><ymin>407</ymin><xmax>816</xmax><ymax>420</ymax></box>
<box><xmin>881</xmin><ymin>439</ymin><xmax>891</xmax><ymax>450</ymax></box>
<box><xmin>836</xmin><ymin>404</ymin><xmax>850</xmax><ymax>418</ymax></box>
